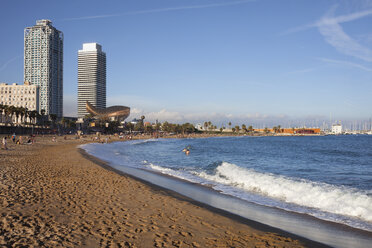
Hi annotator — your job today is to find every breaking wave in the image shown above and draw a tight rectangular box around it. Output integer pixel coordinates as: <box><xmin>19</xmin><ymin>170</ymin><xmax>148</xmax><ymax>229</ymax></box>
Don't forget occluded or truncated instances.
<box><xmin>130</xmin><ymin>139</ymin><xmax>159</xmax><ymax>145</ymax></box>
<box><xmin>146</xmin><ymin>161</ymin><xmax>372</xmax><ymax>231</ymax></box>
<box><xmin>196</xmin><ymin>162</ymin><xmax>372</xmax><ymax>223</ymax></box>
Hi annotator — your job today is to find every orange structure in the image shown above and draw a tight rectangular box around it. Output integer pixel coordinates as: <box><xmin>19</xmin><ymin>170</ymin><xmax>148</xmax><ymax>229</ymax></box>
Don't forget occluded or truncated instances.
<box><xmin>255</xmin><ymin>128</ymin><xmax>321</xmax><ymax>134</ymax></box>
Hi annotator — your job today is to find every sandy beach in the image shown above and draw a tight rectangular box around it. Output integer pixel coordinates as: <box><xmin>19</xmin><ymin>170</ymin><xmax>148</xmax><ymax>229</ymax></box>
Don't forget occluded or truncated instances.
<box><xmin>0</xmin><ymin>135</ymin><xmax>322</xmax><ymax>247</ymax></box>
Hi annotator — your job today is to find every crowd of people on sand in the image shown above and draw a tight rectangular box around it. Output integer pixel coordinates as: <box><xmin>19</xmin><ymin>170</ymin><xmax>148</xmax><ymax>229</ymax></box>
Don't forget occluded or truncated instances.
<box><xmin>1</xmin><ymin>130</ymin><xmax>228</xmax><ymax>151</ymax></box>
<box><xmin>1</xmin><ymin>133</ymin><xmax>35</xmax><ymax>150</ymax></box>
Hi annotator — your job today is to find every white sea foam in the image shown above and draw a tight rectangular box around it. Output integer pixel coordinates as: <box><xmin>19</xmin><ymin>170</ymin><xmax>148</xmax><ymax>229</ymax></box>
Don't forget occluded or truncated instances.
<box><xmin>130</xmin><ymin>139</ymin><xmax>159</xmax><ymax>145</ymax></box>
<box><xmin>196</xmin><ymin>162</ymin><xmax>372</xmax><ymax>223</ymax></box>
<box><xmin>146</xmin><ymin>162</ymin><xmax>174</xmax><ymax>174</ymax></box>
<box><xmin>143</xmin><ymin>162</ymin><xmax>205</xmax><ymax>184</ymax></box>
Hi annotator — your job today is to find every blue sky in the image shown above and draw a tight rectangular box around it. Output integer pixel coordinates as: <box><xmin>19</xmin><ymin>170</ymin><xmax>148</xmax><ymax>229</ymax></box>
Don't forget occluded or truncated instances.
<box><xmin>1</xmin><ymin>0</ymin><xmax>372</xmax><ymax>127</ymax></box>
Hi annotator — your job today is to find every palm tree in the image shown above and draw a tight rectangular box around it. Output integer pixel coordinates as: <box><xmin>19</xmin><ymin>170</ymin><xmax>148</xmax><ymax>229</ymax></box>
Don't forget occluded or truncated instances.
<box><xmin>28</xmin><ymin>110</ymin><xmax>38</xmax><ymax>125</ymax></box>
<box><xmin>20</xmin><ymin>107</ymin><xmax>27</xmax><ymax>124</ymax></box>
<box><xmin>49</xmin><ymin>114</ymin><xmax>57</xmax><ymax>126</ymax></box>
<box><xmin>35</xmin><ymin>112</ymin><xmax>41</xmax><ymax>125</ymax></box>
<box><xmin>278</xmin><ymin>125</ymin><xmax>282</xmax><ymax>133</ymax></box>
<box><xmin>273</xmin><ymin>126</ymin><xmax>279</xmax><ymax>133</ymax></box>
<box><xmin>14</xmin><ymin>106</ymin><xmax>25</xmax><ymax>124</ymax></box>
<box><xmin>40</xmin><ymin>109</ymin><xmax>46</xmax><ymax>126</ymax></box>
<box><xmin>60</xmin><ymin>117</ymin><xmax>66</xmax><ymax>129</ymax></box>
<box><xmin>13</xmin><ymin>107</ymin><xmax>21</xmax><ymax>124</ymax></box>
<box><xmin>154</xmin><ymin>122</ymin><xmax>161</xmax><ymax>132</ymax></box>
<box><xmin>248</xmin><ymin>125</ymin><xmax>254</xmax><ymax>134</ymax></box>
<box><xmin>235</xmin><ymin>125</ymin><xmax>240</xmax><ymax>134</ymax></box>
<box><xmin>228</xmin><ymin>122</ymin><xmax>232</xmax><ymax>129</ymax></box>
<box><xmin>25</xmin><ymin>110</ymin><xmax>31</xmax><ymax>124</ymax></box>
<box><xmin>5</xmin><ymin>105</ymin><xmax>16</xmax><ymax>125</ymax></box>
<box><xmin>204</xmin><ymin>121</ymin><xmax>208</xmax><ymax>131</ymax></box>
<box><xmin>28</xmin><ymin>110</ymin><xmax>39</xmax><ymax>134</ymax></box>
<box><xmin>0</xmin><ymin>104</ymin><xmax>5</xmax><ymax>123</ymax></box>
<box><xmin>242</xmin><ymin>124</ymin><xmax>247</xmax><ymax>133</ymax></box>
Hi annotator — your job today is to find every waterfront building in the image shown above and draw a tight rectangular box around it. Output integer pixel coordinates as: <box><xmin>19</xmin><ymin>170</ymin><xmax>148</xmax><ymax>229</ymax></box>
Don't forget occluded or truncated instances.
<box><xmin>0</xmin><ymin>81</ymin><xmax>39</xmax><ymax>123</ymax></box>
<box><xmin>78</xmin><ymin>43</ymin><xmax>106</xmax><ymax>118</ymax></box>
<box><xmin>24</xmin><ymin>19</ymin><xmax>63</xmax><ymax>118</ymax></box>
<box><xmin>332</xmin><ymin>124</ymin><xmax>342</xmax><ymax>134</ymax></box>
<box><xmin>130</xmin><ymin>118</ymin><xmax>141</xmax><ymax>125</ymax></box>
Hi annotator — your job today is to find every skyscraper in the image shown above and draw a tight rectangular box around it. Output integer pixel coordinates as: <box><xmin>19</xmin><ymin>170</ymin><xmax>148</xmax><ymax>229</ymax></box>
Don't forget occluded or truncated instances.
<box><xmin>24</xmin><ymin>19</ymin><xmax>63</xmax><ymax>118</ymax></box>
<box><xmin>77</xmin><ymin>43</ymin><xmax>106</xmax><ymax>118</ymax></box>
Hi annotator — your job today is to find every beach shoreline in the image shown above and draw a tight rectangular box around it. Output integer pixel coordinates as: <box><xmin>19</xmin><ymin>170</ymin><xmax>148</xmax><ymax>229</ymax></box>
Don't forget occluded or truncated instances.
<box><xmin>0</xmin><ymin>134</ymin><xmax>328</xmax><ymax>247</ymax></box>
<box><xmin>81</xmin><ymin>139</ymin><xmax>372</xmax><ymax>248</ymax></box>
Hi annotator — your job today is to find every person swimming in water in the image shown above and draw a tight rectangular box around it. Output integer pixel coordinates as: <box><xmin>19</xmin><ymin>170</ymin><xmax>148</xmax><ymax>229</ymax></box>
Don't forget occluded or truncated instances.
<box><xmin>182</xmin><ymin>146</ymin><xmax>191</xmax><ymax>155</ymax></box>
<box><xmin>182</xmin><ymin>146</ymin><xmax>190</xmax><ymax>152</ymax></box>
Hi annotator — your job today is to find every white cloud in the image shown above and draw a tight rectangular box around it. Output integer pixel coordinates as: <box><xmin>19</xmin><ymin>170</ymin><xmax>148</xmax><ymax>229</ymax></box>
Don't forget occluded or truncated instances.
<box><xmin>318</xmin><ymin>57</ymin><xmax>372</xmax><ymax>72</ymax></box>
<box><xmin>283</xmin><ymin>6</ymin><xmax>372</xmax><ymax>62</ymax></box>
<box><xmin>63</xmin><ymin>96</ymin><xmax>329</xmax><ymax>127</ymax></box>
<box><xmin>127</xmin><ymin>108</ymin><xmax>294</xmax><ymax>126</ymax></box>
<box><xmin>64</xmin><ymin>0</ymin><xmax>254</xmax><ymax>21</ymax></box>
<box><xmin>317</xmin><ymin>8</ymin><xmax>372</xmax><ymax>62</ymax></box>
<box><xmin>320</xmin><ymin>8</ymin><xmax>372</xmax><ymax>24</ymax></box>
<box><xmin>0</xmin><ymin>56</ymin><xmax>21</xmax><ymax>72</ymax></box>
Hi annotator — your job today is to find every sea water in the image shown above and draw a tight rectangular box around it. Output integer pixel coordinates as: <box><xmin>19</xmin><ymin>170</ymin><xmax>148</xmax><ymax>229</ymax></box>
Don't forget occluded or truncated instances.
<box><xmin>82</xmin><ymin>135</ymin><xmax>372</xmax><ymax>233</ymax></box>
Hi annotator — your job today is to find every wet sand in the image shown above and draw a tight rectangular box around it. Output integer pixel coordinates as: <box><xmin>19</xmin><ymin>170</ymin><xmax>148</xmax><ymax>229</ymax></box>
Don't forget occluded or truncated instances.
<box><xmin>0</xmin><ymin>135</ymin><xmax>321</xmax><ymax>247</ymax></box>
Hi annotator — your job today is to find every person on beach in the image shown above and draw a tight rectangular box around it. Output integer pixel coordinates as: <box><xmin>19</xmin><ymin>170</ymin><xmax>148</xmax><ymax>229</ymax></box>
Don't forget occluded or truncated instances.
<box><xmin>11</xmin><ymin>133</ymin><xmax>16</xmax><ymax>143</ymax></box>
<box><xmin>2</xmin><ymin>137</ymin><xmax>8</xmax><ymax>150</ymax></box>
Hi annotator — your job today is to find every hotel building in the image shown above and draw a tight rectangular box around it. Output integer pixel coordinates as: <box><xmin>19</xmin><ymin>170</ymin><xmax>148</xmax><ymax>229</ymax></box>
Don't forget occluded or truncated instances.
<box><xmin>77</xmin><ymin>43</ymin><xmax>106</xmax><ymax>118</ymax></box>
<box><xmin>24</xmin><ymin>19</ymin><xmax>63</xmax><ymax>118</ymax></box>
<box><xmin>0</xmin><ymin>82</ymin><xmax>39</xmax><ymax>123</ymax></box>
<box><xmin>0</xmin><ymin>81</ymin><xmax>39</xmax><ymax>110</ymax></box>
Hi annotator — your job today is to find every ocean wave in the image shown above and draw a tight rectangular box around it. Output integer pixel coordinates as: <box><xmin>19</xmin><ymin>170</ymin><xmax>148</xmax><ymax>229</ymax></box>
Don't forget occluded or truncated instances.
<box><xmin>130</xmin><ymin>139</ymin><xmax>159</xmax><ymax>145</ymax></box>
<box><xmin>196</xmin><ymin>162</ymin><xmax>372</xmax><ymax>223</ymax></box>
<box><xmin>143</xmin><ymin>161</ymin><xmax>206</xmax><ymax>185</ymax></box>
<box><xmin>145</xmin><ymin>162</ymin><xmax>174</xmax><ymax>174</ymax></box>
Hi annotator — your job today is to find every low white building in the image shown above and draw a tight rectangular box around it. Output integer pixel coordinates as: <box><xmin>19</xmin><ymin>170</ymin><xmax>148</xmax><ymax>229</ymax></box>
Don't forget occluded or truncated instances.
<box><xmin>195</xmin><ymin>123</ymin><xmax>204</xmax><ymax>131</ymax></box>
<box><xmin>0</xmin><ymin>81</ymin><xmax>39</xmax><ymax>123</ymax></box>
<box><xmin>331</xmin><ymin>124</ymin><xmax>342</xmax><ymax>134</ymax></box>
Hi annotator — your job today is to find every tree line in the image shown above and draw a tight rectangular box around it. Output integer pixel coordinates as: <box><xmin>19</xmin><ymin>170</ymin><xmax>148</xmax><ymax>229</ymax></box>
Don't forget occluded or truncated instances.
<box><xmin>0</xmin><ymin>104</ymin><xmax>76</xmax><ymax>128</ymax></box>
<box><xmin>0</xmin><ymin>104</ymin><xmax>39</xmax><ymax>125</ymax></box>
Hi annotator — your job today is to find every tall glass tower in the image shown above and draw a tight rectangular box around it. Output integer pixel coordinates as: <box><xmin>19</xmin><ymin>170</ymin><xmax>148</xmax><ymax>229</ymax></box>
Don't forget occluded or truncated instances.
<box><xmin>24</xmin><ymin>19</ymin><xmax>63</xmax><ymax>118</ymax></box>
<box><xmin>77</xmin><ymin>43</ymin><xmax>106</xmax><ymax>118</ymax></box>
